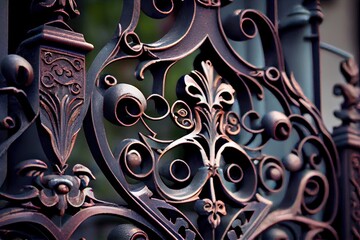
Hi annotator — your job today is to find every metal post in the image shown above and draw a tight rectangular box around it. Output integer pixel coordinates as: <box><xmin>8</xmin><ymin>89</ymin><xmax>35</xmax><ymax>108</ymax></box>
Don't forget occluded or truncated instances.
<box><xmin>332</xmin><ymin>57</ymin><xmax>360</xmax><ymax>239</ymax></box>
<box><xmin>303</xmin><ymin>0</ymin><xmax>323</xmax><ymax>110</ymax></box>
<box><xmin>279</xmin><ymin>0</ymin><xmax>322</xmax><ymax>108</ymax></box>
<box><xmin>0</xmin><ymin>0</ymin><xmax>9</xmax><ymax>186</ymax></box>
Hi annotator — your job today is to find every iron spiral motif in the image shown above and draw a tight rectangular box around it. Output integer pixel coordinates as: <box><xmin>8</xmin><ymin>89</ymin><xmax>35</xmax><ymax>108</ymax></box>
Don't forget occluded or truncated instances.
<box><xmin>0</xmin><ymin>0</ymin><xmax>339</xmax><ymax>239</ymax></box>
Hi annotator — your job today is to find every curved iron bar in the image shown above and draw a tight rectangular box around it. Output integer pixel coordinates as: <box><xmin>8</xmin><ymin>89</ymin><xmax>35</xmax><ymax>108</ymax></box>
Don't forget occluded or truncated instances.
<box><xmin>0</xmin><ymin>0</ymin><xmax>341</xmax><ymax>239</ymax></box>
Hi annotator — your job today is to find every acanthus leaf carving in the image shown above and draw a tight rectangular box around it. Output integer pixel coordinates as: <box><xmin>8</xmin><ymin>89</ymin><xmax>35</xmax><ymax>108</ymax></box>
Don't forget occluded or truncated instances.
<box><xmin>31</xmin><ymin>0</ymin><xmax>80</xmax><ymax>28</ymax></box>
<box><xmin>0</xmin><ymin>159</ymin><xmax>98</xmax><ymax>216</ymax></box>
<box><xmin>39</xmin><ymin>49</ymin><xmax>85</xmax><ymax>169</ymax></box>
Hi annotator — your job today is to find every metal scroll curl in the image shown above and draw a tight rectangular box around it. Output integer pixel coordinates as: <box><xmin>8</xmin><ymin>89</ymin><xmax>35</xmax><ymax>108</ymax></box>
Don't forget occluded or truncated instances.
<box><xmin>84</xmin><ymin>0</ymin><xmax>338</xmax><ymax>239</ymax></box>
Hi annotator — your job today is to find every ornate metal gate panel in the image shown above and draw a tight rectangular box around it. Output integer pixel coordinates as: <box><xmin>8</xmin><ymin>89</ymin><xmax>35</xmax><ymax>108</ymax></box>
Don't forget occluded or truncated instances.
<box><xmin>0</xmin><ymin>0</ymin><xmax>351</xmax><ymax>239</ymax></box>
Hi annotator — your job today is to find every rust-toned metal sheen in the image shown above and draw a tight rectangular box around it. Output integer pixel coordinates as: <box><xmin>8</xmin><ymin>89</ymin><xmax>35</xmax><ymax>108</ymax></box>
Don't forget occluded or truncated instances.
<box><xmin>0</xmin><ymin>0</ymin><xmax>343</xmax><ymax>239</ymax></box>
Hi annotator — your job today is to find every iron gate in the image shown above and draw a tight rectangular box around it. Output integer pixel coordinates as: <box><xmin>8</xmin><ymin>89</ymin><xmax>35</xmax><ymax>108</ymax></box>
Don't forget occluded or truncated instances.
<box><xmin>0</xmin><ymin>0</ymin><xmax>359</xmax><ymax>239</ymax></box>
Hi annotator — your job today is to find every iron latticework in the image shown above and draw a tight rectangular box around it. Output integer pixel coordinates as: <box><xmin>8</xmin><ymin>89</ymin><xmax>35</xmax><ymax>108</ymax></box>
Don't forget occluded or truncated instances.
<box><xmin>0</xmin><ymin>0</ymin><xmax>351</xmax><ymax>239</ymax></box>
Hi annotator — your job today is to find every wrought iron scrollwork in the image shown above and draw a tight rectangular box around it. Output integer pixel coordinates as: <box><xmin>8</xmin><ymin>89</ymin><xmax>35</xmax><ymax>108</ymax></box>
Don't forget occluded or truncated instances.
<box><xmin>83</xmin><ymin>1</ymin><xmax>339</xmax><ymax>239</ymax></box>
<box><xmin>0</xmin><ymin>0</ymin><xmax>340</xmax><ymax>239</ymax></box>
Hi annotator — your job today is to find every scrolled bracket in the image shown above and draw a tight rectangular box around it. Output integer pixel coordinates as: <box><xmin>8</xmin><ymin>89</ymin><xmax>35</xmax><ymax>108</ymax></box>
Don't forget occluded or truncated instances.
<box><xmin>333</xmin><ymin>58</ymin><xmax>360</xmax><ymax>127</ymax></box>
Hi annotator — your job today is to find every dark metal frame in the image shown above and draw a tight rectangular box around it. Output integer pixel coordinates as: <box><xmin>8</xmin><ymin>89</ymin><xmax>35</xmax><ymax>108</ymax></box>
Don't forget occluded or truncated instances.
<box><xmin>0</xmin><ymin>0</ymin><xmax>358</xmax><ymax>239</ymax></box>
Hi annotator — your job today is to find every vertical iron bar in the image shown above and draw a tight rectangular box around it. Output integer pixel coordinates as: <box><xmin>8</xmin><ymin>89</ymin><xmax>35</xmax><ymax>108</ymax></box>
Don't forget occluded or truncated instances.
<box><xmin>266</xmin><ymin>0</ymin><xmax>278</xmax><ymax>31</ymax></box>
<box><xmin>303</xmin><ymin>0</ymin><xmax>323</xmax><ymax>110</ymax></box>
<box><xmin>0</xmin><ymin>0</ymin><xmax>8</xmax><ymax>58</ymax></box>
<box><xmin>0</xmin><ymin>0</ymin><xmax>9</xmax><ymax>186</ymax></box>
<box><xmin>279</xmin><ymin>2</ymin><xmax>315</xmax><ymax>105</ymax></box>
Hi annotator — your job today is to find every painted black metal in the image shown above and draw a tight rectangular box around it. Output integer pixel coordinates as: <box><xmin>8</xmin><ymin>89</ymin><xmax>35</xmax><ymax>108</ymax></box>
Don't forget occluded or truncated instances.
<box><xmin>0</xmin><ymin>0</ymin><xmax>9</xmax><ymax>189</ymax></box>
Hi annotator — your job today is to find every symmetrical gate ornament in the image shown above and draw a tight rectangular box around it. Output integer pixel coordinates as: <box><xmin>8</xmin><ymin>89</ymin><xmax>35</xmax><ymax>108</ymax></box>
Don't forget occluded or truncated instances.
<box><xmin>0</xmin><ymin>0</ymin><xmax>341</xmax><ymax>239</ymax></box>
